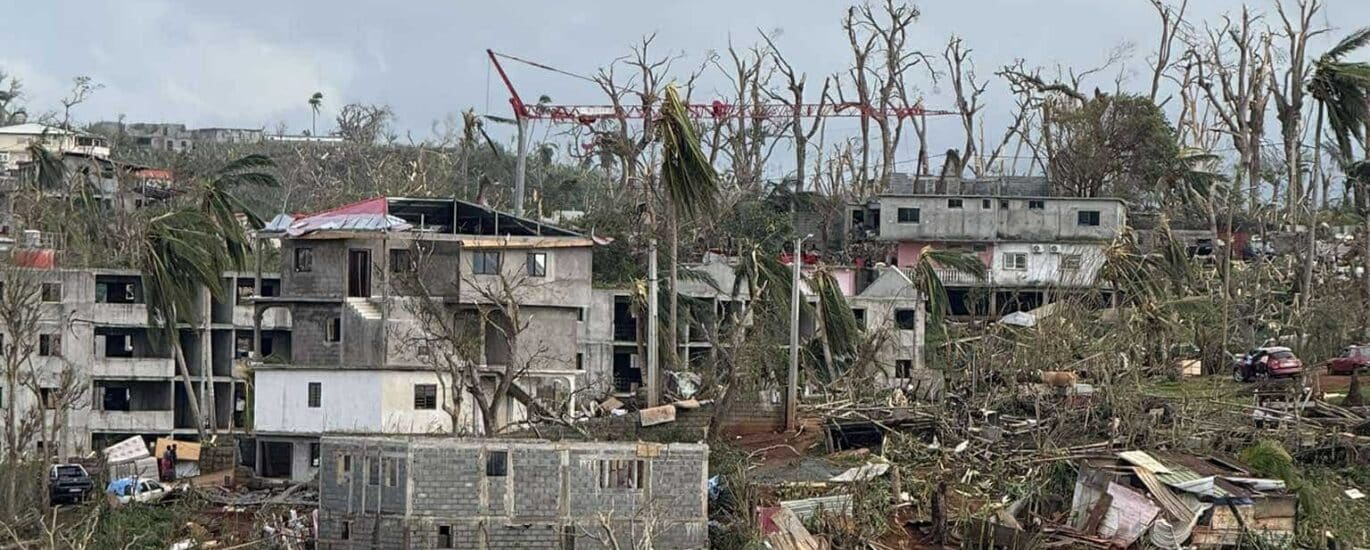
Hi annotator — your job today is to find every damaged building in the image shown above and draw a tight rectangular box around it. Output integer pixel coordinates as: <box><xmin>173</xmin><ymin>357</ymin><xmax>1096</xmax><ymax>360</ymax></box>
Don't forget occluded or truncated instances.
<box><xmin>850</xmin><ymin>175</ymin><xmax>1126</xmax><ymax>318</ymax></box>
<box><xmin>0</xmin><ymin>266</ymin><xmax>287</xmax><ymax>458</ymax></box>
<box><xmin>250</xmin><ymin>197</ymin><xmax>595</xmax><ymax>480</ymax></box>
<box><xmin>581</xmin><ymin>252</ymin><xmax>934</xmax><ymax>400</ymax></box>
<box><xmin>317</xmin><ymin>436</ymin><xmax>708</xmax><ymax>549</ymax></box>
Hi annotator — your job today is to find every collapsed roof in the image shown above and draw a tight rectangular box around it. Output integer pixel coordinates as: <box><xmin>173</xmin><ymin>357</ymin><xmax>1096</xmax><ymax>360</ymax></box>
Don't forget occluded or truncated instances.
<box><xmin>262</xmin><ymin>196</ymin><xmax>585</xmax><ymax>239</ymax></box>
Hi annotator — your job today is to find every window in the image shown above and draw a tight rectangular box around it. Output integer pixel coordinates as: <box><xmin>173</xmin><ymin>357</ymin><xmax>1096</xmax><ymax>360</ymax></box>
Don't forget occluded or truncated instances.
<box><xmin>972</xmin><ymin>243</ymin><xmax>988</xmax><ymax>252</ymax></box>
<box><xmin>307</xmin><ymin>382</ymin><xmax>321</xmax><ymax>408</ymax></box>
<box><xmin>337</xmin><ymin>454</ymin><xmax>352</xmax><ymax>480</ymax></box>
<box><xmin>895</xmin><ymin>360</ymin><xmax>913</xmax><ymax>378</ymax></box>
<box><xmin>310</xmin><ymin>443</ymin><xmax>321</xmax><ymax>468</ymax></box>
<box><xmin>577</xmin><ymin>308</ymin><xmax>585</xmax><ymax>322</ymax></box>
<box><xmin>413</xmin><ymin>384</ymin><xmax>437</xmax><ymax>410</ymax></box>
<box><xmin>981</xmin><ymin>198</ymin><xmax>992</xmax><ymax>209</ymax></box>
<box><xmin>39</xmin><ymin>334</ymin><xmax>61</xmax><ymax>357</ymax></box>
<box><xmin>486</xmin><ymin>450</ymin><xmax>508</xmax><ymax>477</ymax></box>
<box><xmin>385</xmin><ymin>457</ymin><xmax>398</xmax><ymax>487</ymax></box>
<box><xmin>895</xmin><ymin>309</ymin><xmax>917</xmax><ymax>331</ymax></box>
<box><xmin>1077</xmin><ymin>210</ymin><xmax>1100</xmax><ymax>226</ymax></box>
<box><xmin>40</xmin><ymin>283</ymin><xmax>61</xmax><ymax>303</ymax></box>
<box><xmin>1000</xmin><ymin>200</ymin><xmax>1010</xmax><ymax>209</ymax></box>
<box><xmin>40</xmin><ymin>388</ymin><xmax>56</xmax><ymax>409</ymax></box>
<box><xmin>1003</xmin><ymin>252</ymin><xmax>1028</xmax><ymax>271</ymax></box>
<box><xmin>598</xmin><ymin>459</ymin><xmax>645</xmax><ymax>489</ymax></box>
<box><xmin>526</xmin><ymin>252</ymin><xmax>547</xmax><ymax>277</ymax></box>
<box><xmin>1028</xmin><ymin>200</ymin><xmax>1045</xmax><ymax>210</ymax></box>
<box><xmin>438</xmin><ymin>526</ymin><xmax>454</xmax><ymax>548</ymax></box>
<box><xmin>367</xmin><ymin>456</ymin><xmax>381</xmax><ymax>486</ymax></box>
<box><xmin>851</xmin><ymin>308</ymin><xmax>867</xmax><ymax>330</ymax></box>
<box><xmin>473</xmin><ymin>251</ymin><xmax>501</xmax><ymax>275</ymax></box>
<box><xmin>341</xmin><ymin>521</ymin><xmax>352</xmax><ymax>540</ymax></box>
<box><xmin>293</xmin><ymin>247</ymin><xmax>313</xmax><ymax>273</ymax></box>
<box><xmin>896</xmin><ymin>207</ymin><xmax>920</xmax><ymax>224</ymax></box>
<box><xmin>325</xmin><ymin>317</ymin><xmax>340</xmax><ymax>343</ymax></box>
<box><xmin>390</xmin><ymin>248</ymin><xmax>414</xmax><ymax>273</ymax></box>
<box><xmin>947</xmin><ymin>198</ymin><xmax>963</xmax><ymax>209</ymax></box>
<box><xmin>1061</xmin><ymin>254</ymin><xmax>1083</xmax><ymax>271</ymax></box>
<box><xmin>0</xmin><ymin>387</ymin><xmax>4</xmax><ymax>409</ymax></box>
<box><xmin>576</xmin><ymin>353</ymin><xmax>584</xmax><ymax>370</ymax></box>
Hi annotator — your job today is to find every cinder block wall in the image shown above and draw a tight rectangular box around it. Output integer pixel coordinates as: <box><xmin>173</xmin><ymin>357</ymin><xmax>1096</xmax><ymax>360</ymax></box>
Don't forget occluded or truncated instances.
<box><xmin>319</xmin><ymin>437</ymin><xmax>709</xmax><ymax>549</ymax></box>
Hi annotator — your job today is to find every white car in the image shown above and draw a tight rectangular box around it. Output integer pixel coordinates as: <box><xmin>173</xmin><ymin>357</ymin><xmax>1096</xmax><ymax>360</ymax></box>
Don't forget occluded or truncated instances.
<box><xmin>107</xmin><ymin>476</ymin><xmax>171</xmax><ymax>505</ymax></box>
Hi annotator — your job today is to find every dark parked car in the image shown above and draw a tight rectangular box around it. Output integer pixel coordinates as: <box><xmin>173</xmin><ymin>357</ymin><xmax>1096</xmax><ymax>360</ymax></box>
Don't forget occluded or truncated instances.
<box><xmin>1327</xmin><ymin>345</ymin><xmax>1370</xmax><ymax>376</ymax></box>
<box><xmin>1233</xmin><ymin>346</ymin><xmax>1304</xmax><ymax>382</ymax></box>
<box><xmin>49</xmin><ymin>464</ymin><xmax>94</xmax><ymax>505</ymax></box>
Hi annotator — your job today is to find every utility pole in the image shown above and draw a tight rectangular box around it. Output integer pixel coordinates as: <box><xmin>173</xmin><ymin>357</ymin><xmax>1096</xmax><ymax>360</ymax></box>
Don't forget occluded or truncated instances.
<box><xmin>786</xmin><ymin>235</ymin><xmax>810</xmax><ymax>431</ymax></box>
<box><xmin>513</xmin><ymin>118</ymin><xmax>528</xmax><ymax>216</ymax></box>
<box><xmin>647</xmin><ymin>237</ymin><xmax>659</xmax><ymax>407</ymax></box>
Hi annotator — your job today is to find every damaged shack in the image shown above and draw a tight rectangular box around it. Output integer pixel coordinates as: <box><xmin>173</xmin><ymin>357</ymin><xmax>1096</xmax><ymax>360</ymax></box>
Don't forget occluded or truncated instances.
<box><xmin>1069</xmin><ymin>451</ymin><xmax>1295</xmax><ymax>548</ymax></box>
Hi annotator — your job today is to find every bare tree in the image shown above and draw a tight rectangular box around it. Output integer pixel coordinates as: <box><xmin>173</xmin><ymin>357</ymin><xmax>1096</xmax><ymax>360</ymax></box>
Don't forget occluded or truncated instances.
<box><xmin>761</xmin><ymin>31</ymin><xmax>831</xmax><ymax>192</ymax></box>
<box><xmin>1194</xmin><ymin>8</ymin><xmax>1274</xmax><ymax>212</ymax></box>
<box><xmin>1147</xmin><ymin>0</ymin><xmax>1191</xmax><ymax>105</ymax></box>
<box><xmin>0</xmin><ymin>71</ymin><xmax>26</xmax><ymax>126</ymax></box>
<box><xmin>943</xmin><ymin>36</ymin><xmax>988</xmax><ymax>177</ymax></box>
<box><xmin>1269</xmin><ymin>0</ymin><xmax>1323</xmax><ymax>305</ymax></box>
<box><xmin>335</xmin><ymin>103</ymin><xmax>395</xmax><ymax>144</ymax></box>
<box><xmin>0</xmin><ymin>262</ymin><xmax>45</xmax><ymax>520</ymax></box>
<box><xmin>58</xmin><ymin>76</ymin><xmax>101</xmax><ymax>130</ymax></box>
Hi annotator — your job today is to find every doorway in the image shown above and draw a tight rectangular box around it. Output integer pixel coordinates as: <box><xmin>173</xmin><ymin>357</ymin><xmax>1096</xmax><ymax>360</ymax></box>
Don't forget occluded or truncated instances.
<box><xmin>347</xmin><ymin>249</ymin><xmax>371</xmax><ymax>298</ymax></box>
<box><xmin>260</xmin><ymin>441</ymin><xmax>293</xmax><ymax>479</ymax></box>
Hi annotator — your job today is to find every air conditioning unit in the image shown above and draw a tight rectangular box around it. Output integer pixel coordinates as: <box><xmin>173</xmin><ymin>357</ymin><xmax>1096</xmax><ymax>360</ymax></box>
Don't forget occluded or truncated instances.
<box><xmin>1030</xmin><ymin>244</ymin><xmax>1045</xmax><ymax>254</ymax></box>
<box><xmin>1048</xmin><ymin>244</ymin><xmax>1062</xmax><ymax>254</ymax></box>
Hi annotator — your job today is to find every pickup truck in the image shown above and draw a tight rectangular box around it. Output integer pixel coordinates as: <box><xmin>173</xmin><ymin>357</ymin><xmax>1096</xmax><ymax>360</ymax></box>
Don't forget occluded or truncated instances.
<box><xmin>49</xmin><ymin>464</ymin><xmax>94</xmax><ymax>505</ymax></box>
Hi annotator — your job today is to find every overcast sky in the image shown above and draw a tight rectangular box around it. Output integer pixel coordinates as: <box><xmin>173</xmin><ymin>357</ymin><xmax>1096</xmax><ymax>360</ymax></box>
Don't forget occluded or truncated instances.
<box><xmin>5</xmin><ymin>0</ymin><xmax>1368</xmax><ymax>176</ymax></box>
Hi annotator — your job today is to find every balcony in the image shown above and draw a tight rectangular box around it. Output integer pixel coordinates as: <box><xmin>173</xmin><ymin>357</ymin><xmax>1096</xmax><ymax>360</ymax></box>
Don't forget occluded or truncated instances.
<box><xmin>932</xmin><ymin>267</ymin><xmax>988</xmax><ymax>287</ymax></box>
<box><xmin>90</xmin><ymin>303</ymin><xmax>150</xmax><ymax>326</ymax></box>
<box><xmin>229</xmin><ymin>305</ymin><xmax>291</xmax><ymax>329</ymax></box>
<box><xmin>88</xmin><ymin>410</ymin><xmax>173</xmax><ymax>432</ymax></box>
<box><xmin>93</xmin><ymin>357</ymin><xmax>175</xmax><ymax>379</ymax></box>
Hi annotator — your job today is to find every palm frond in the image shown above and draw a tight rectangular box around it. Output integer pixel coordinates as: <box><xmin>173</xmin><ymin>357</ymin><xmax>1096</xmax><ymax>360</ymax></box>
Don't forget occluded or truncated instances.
<box><xmin>1325</xmin><ymin>27</ymin><xmax>1370</xmax><ymax>61</ymax></box>
<box><xmin>658</xmin><ymin>84</ymin><xmax>719</xmax><ymax>219</ymax></box>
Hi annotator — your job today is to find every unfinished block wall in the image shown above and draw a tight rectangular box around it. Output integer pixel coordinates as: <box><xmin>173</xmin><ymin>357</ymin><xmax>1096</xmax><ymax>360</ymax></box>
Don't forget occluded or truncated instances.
<box><xmin>319</xmin><ymin>437</ymin><xmax>709</xmax><ymax>549</ymax></box>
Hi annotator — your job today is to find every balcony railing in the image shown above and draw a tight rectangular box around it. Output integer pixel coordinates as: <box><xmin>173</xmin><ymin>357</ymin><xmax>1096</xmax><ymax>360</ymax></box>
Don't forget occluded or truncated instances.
<box><xmin>93</xmin><ymin>357</ymin><xmax>175</xmax><ymax>379</ymax></box>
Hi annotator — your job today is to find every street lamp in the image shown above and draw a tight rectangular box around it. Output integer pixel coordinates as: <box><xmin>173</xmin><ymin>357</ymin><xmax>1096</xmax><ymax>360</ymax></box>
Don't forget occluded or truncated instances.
<box><xmin>786</xmin><ymin>233</ymin><xmax>813</xmax><ymax>432</ymax></box>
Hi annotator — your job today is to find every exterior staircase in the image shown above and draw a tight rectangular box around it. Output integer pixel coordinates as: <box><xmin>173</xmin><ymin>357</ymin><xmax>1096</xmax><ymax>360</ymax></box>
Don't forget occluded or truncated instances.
<box><xmin>345</xmin><ymin>297</ymin><xmax>383</xmax><ymax>320</ymax></box>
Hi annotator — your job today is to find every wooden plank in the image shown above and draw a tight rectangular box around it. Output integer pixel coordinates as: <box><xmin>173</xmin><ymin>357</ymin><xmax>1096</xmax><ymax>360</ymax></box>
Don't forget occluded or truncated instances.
<box><xmin>1081</xmin><ymin>493</ymin><xmax>1113</xmax><ymax>534</ymax></box>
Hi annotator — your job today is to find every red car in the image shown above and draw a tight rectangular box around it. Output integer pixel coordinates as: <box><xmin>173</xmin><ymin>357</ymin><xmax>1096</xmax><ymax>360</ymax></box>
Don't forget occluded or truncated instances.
<box><xmin>1233</xmin><ymin>346</ymin><xmax>1304</xmax><ymax>382</ymax></box>
<box><xmin>1326</xmin><ymin>345</ymin><xmax>1370</xmax><ymax>375</ymax></box>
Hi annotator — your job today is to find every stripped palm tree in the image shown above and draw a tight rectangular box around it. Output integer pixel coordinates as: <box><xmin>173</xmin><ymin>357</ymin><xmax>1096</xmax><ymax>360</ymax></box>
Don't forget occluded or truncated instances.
<box><xmin>139</xmin><ymin>155</ymin><xmax>278</xmax><ymax>440</ymax></box>
<box><xmin>1302</xmin><ymin>27</ymin><xmax>1370</xmax><ymax>303</ymax></box>
<box><xmin>308</xmin><ymin>92</ymin><xmax>324</xmax><ymax>136</ymax></box>
<box><xmin>657</xmin><ymin>84</ymin><xmax>720</xmax><ymax>377</ymax></box>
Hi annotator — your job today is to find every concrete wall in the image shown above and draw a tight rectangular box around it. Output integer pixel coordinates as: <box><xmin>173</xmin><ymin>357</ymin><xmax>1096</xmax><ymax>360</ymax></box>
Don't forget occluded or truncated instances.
<box><xmin>319</xmin><ymin>437</ymin><xmax>708</xmax><ymax>549</ymax></box>
<box><xmin>876</xmin><ymin>195</ymin><xmax>1125</xmax><ymax>243</ymax></box>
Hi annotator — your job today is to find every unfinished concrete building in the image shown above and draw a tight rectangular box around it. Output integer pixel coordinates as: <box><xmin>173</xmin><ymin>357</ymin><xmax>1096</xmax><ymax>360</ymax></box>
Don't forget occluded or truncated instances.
<box><xmin>250</xmin><ymin>197</ymin><xmax>595</xmax><ymax>481</ymax></box>
<box><xmin>581</xmin><ymin>253</ymin><xmax>933</xmax><ymax>399</ymax></box>
<box><xmin>317</xmin><ymin>436</ymin><xmax>708</xmax><ymax>549</ymax></box>
<box><xmin>0</xmin><ymin>267</ymin><xmax>288</xmax><ymax>459</ymax></box>
<box><xmin>851</xmin><ymin>175</ymin><xmax>1126</xmax><ymax>318</ymax></box>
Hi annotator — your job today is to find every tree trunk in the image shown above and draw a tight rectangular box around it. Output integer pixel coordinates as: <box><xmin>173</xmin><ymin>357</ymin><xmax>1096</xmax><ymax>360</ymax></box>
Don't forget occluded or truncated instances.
<box><xmin>173</xmin><ymin>338</ymin><xmax>207</xmax><ymax>441</ymax></box>
<box><xmin>1300</xmin><ymin>104</ymin><xmax>1324</xmax><ymax>307</ymax></box>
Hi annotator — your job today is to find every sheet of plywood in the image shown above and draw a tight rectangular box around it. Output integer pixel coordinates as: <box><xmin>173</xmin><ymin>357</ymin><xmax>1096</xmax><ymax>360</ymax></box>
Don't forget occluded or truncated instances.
<box><xmin>154</xmin><ymin>438</ymin><xmax>201</xmax><ymax>461</ymax></box>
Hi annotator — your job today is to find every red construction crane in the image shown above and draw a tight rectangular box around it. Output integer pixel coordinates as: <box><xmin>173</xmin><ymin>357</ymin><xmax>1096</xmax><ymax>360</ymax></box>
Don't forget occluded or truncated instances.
<box><xmin>487</xmin><ymin>49</ymin><xmax>959</xmax><ymax>125</ymax></box>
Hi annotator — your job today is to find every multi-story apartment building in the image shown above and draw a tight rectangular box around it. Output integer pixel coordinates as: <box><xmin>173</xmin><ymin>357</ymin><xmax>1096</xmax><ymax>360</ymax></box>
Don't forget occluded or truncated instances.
<box><xmin>581</xmin><ymin>253</ymin><xmax>929</xmax><ymax>396</ymax></box>
<box><xmin>0</xmin><ymin>124</ymin><xmax>110</xmax><ymax>171</ymax></box>
<box><xmin>852</xmin><ymin>176</ymin><xmax>1126</xmax><ymax>317</ymax></box>
<box><xmin>250</xmin><ymin>197</ymin><xmax>594</xmax><ymax>481</ymax></box>
<box><xmin>0</xmin><ymin>266</ymin><xmax>288</xmax><ymax>459</ymax></box>
<box><xmin>89</xmin><ymin>122</ymin><xmax>264</xmax><ymax>153</ymax></box>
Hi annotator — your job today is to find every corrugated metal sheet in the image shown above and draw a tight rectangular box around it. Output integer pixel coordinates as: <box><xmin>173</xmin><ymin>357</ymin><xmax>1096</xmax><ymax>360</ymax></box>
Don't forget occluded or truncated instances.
<box><xmin>781</xmin><ymin>494</ymin><xmax>853</xmax><ymax>520</ymax></box>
